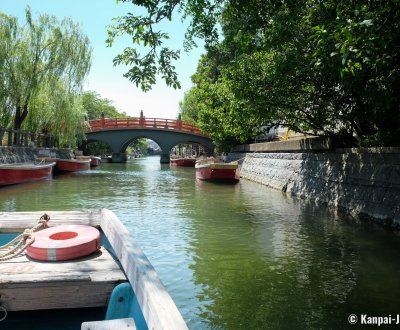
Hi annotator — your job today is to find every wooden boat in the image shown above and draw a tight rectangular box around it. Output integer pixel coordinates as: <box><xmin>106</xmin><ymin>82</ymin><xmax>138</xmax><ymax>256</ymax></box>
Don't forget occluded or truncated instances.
<box><xmin>0</xmin><ymin>209</ymin><xmax>188</xmax><ymax>329</ymax></box>
<box><xmin>76</xmin><ymin>155</ymin><xmax>101</xmax><ymax>167</ymax></box>
<box><xmin>101</xmin><ymin>155</ymin><xmax>112</xmax><ymax>163</ymax></box>
<box><xmin>90</xmin><ymin>156</ymin><xmax>101</xmax><ymax>167</ymax></box>
<box><xmin>0</xmin><ymin>162</ymin><xmax>56</xmax><ymax>186</ymax></box>
<box><xmin>170</xmin><ymin>157</ymin><xmax>196</xmax><ymax>167</ymax></box>
<box><xmin>55</xmin><ymin>158</ymin><xmax>91</xmax><ymax>172</ymax></box>
<box><xmin>195</xmin><ymin>158</ymin><xmax>240</xmax><ymax>182</ymax></box>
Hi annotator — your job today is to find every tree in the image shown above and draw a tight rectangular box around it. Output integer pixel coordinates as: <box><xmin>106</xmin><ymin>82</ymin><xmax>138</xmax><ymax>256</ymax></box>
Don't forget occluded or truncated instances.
<box><xmin>106</xmin><ymin>0</ymin><xmax>224</xmax><ymax>91</ymax></box>
<box><xmin>180</xmin><ymin>54</ymin><xmax>269</xmax><ymax>152</ymax></box>
<box><xmin>80</xmin><ymin>91</ymin><xmax>129</xmax><ymax>156</ymax></box>
<box><xmin>127</xmin><ymin>139</ymin><xmax>148</xmax><ymax>156</ymax></box>
<box><xmin>25</xmin><ymin>80</ymin><xmax>87</xmax><ymax>147</ymax></box>
<box><xmin>0</xmin><ymin>7</ymin><xmax>92</xmax><ymax>140</ymax></box>
<box><xmin>81</xmin><ymin>91</ymin><xmax>127</xmax><ymax>120</ymax></box>
<box><xmin>110</xmin><ymin>0</ymin><xmax>400</xmax><ymax>147</ymax></box>
<box><xmin>0</xmin><ymin>13</ymin><xmax>17</xmax><ymax>128</ymax></box>
<box><xmin>307</xmin><ymin>1</ymin><xmax>400</xmax><ymax>146</ymax></box>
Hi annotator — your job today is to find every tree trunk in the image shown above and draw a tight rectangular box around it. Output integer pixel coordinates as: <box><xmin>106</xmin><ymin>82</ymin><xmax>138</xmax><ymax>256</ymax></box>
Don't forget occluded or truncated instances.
<box><xmin>13</xmin><ymin>103</ymin><xmax>29</xmax><ymax>145</ymax></box>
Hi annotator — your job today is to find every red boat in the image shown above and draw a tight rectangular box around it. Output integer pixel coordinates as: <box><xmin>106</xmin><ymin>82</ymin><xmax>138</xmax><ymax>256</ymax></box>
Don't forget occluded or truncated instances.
<box><xmin>0</xmin><ymin>162</ymin><xmax>56</xmax><ymax>186</ymax></box>
<box><xmin>75</xmin><ymin>155</ymin><xmax>101</xmax><ymax>167</ymax></box>
<box><xmin>170</xmin><ymin>157</ymin><xmax>196</xmax><ymax>167</ymax></box>
<box><xmin>195</xmin><ymin>158</ymin><xmax>240</xmax><ymax>182</ymax></box>
<box><xmin>55</xmin><ymin>158</ymin><xmax>91</xmax><ymax>172</ymax></box>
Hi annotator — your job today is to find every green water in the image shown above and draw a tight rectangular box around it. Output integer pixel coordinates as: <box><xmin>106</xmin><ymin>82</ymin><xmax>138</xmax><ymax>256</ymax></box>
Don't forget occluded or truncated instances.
<box><xmin>0</xmin><ymin>156</ymin><xmax>399</xmax><ymax>329</ymax></box>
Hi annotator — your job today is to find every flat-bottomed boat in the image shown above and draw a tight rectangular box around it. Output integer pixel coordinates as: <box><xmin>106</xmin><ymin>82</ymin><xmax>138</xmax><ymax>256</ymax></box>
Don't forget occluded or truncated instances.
<box><xmin>90</xmin><ymin>156</ymin><xmax>101</xmax><ymax>167</ymax></box>
<box><xmin>0</xmin><ymin>162</ymin><xmax>56</xmax><ymax>186</ymax></box>
<box><xmin>55</xmin><ymin>158</ymin><xmax>91</xmax><ymax>172</ymax></box>
<box><xmin>0</xmin><ymin>209</ymin><xmax>187</xmax><ymax>330</ymax></box>
<box><xmin>170</xmin><ymin>157</ymin><xmax>196</xmax><ymax>167</ymax></box>
<box><xmin>195</xmin><ymin>158</ymin><xmax>240</xmax><ymax>182</ymax></box>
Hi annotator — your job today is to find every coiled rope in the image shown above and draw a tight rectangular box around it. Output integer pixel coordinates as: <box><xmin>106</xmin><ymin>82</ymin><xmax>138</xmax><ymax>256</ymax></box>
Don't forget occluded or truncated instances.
<box><xmin>0</xmin><ymin>214</ymin><xmax>50</xmax><ymax>262</ymax></box>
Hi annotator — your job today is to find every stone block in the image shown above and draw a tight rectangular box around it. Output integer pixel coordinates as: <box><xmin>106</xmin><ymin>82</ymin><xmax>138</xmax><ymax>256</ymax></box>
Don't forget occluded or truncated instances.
<box><xmin>231</xmin><ymin>136</ymin><xmax>333</xmax><ymax>153</ymax></box>
<box><xmin>230</xmin><ymin>149</ymin><xmax>400</xmax><ymax>227</ymax></box>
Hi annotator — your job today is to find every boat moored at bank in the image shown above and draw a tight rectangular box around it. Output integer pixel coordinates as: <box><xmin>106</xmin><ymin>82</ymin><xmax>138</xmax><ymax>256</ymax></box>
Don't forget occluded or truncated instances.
<box><xmin>55</xmin><ymin>158</ymin><xmax>91</xmax><ymax>172</ymax></box>
<box><xmin>90</xmin><ymin>156</ymin><xmax>101</xmax><ymax>167</ymax></box>
<box><xmin>0</xmin><ymin>162</ymin><xmax>56</xmax><ymax>186</ymax></box>
<box><xmin>35</xmin><ymin>157</ymin><xmax>91</xmax><ymax>173</ymax></box>
<box><xmin>76</xmin><ymin>155</ymin><xmax>101</xmax><ymax>167</ymax></box>
<box><xmin>195</xmin><ymin>158</ymin><xmax>240</xmax><ymax>182</ymax></box>
<box><xmin>170</xmin><ymin>157</ymin><xmax>197</xmax><ymax>167</ymax></box>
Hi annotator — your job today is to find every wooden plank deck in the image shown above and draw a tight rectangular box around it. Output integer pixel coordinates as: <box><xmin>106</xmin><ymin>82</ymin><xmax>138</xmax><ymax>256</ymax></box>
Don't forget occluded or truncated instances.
<box><xmin>0</xmin><ymin>247</ymin><xmax>127</xmax><ymax>311</ymax></box>
<box><xmin>0</xmin><ymin>210</ymin><xmax>125</xmax><ymax>311</ymax></box>
<box><xmin>0</xmin><ymin>209</ymin><xmax>188</xmax><ymax>329</ymax></box>
<box><xmin>0</xmin><ymin>210</ymin><xmax>101</xmax><ymax>233</ymax></box>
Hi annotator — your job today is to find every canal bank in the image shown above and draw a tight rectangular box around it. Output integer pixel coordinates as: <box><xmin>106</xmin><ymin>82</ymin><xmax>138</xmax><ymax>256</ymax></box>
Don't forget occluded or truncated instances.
<box><xmin>2</xmin><ymin>144</ymin><xmax>399</xmax><ymax>229</ymax></box>
<box><xmin>0</xmin><ymin>146</ymin><xmax>73</xmax><ymax>163</ymax></box>
<box><xmin>228</xmin><ymin>139</ymin><xmax>400</xmax><ymax>229</ymax></box>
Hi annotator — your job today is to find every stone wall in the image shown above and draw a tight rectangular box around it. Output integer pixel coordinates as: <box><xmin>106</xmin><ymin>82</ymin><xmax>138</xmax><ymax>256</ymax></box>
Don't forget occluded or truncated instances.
<box><xmin>227</xmin><ymin>150</ymin><xmax>400</xmax><ymax>228</ymax></box>
<box><xmin>0</xmin><ymin>146</ymin><xmax>73</xmax><ymax>163</ymax></box>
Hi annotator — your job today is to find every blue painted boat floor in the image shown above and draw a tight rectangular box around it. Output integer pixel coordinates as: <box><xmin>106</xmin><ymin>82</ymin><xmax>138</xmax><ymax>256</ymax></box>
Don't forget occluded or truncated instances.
<box><xmin>2</xmin><ymin>307</ymin><xmax>105</xmax><ymax>330</ymax></box>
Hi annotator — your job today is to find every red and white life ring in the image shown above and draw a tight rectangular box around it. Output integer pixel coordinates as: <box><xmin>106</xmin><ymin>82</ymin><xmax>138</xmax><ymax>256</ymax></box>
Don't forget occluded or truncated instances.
<box><xmin>27</xmin><ymin>225</ymin><xmax>100</xmax><ymax>261</ymax></box>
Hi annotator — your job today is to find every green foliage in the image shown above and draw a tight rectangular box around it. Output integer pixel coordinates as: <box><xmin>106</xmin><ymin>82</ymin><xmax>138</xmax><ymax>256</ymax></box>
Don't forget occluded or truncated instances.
<box><xmin>107</xmin><ymin>0</ymin><xmax>225</xmax><ymax>91</ymax></box>
<box><xmin>25</xmin><ymin>80</ymin><xmax>87</xmax><ymax>147</ymax></box>
<box><xmin>0</xmin><ymin>13</ymin><xmax>19</xmax><ymax>128</ymax></box>
<box><xmin>84</xmin><ymin>141</ymin><xmax>112</xmax><ymax>156</ymax></box>
<box><xmin>307</xmin><ymin>1</ymin><xmax>400</xmax><ymax>146</ymax></box>
<box><xmin>107</xmin><ymin>1</ymin><xmax>181</xmax><ymax>91</ymax></box>
<box><xmin>81</xmin><ymin>91</ymin><xmax>131</xmax><ymax>155</ymax></box>
<box><xmin>183</xmin><ymin>0</ymin><xmax>400</xmax><ymax>148</ymax></box>
<box><xmin>0</xmin><ymin>7</ymin><xmax>92</xmax><ymax>147</ymax></box>
<box><xmin>81</xmin><ymin>91</ymin><xmax>127</xmax><ymax>120</ymax></box>
<box><xmin>126</xmin><ymin>139</ymin><xmax>148</xmax><ymax>156</ymax></box>
<box><xmin>114</xmin><ymin>0</ymin><xmax>400</xmax><ymax>148</ymax></box>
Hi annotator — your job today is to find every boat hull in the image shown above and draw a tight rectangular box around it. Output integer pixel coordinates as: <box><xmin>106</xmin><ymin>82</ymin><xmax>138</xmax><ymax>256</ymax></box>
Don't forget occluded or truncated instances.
<box><xmin>90</xmin><ymin>156</ymin><xmax>101</xmax><ymax>167</ymax></box>
<box><xmin>56</xmin><ymin>159</ymin><xmax>91</xmax><ymax>172</ymax></box>
<box><xmin>195</xmin><ymin>165</ymin><xmax>239</xmax><ymax>182</ymax></box>
<box><xmin>170</xmin><ymin>158</ymin><xmax>196</xmax><ymax>167</ymax></box>
<box><xmin>0</xmin><ymin>162</ymin><xmax>55</xmax><ymax>186</ymax></box>
<box><xmin>0</xmin><ymin>209</ymin><xmax>188</xmax><ymax>329</ymax></box>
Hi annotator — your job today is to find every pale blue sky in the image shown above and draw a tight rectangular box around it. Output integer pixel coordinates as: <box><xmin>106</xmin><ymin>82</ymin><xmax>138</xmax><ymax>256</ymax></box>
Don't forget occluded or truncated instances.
<box><xmin>1</xmin><ymin>0</ymin><xmax>204</xmax><ymax>119</ymax></box>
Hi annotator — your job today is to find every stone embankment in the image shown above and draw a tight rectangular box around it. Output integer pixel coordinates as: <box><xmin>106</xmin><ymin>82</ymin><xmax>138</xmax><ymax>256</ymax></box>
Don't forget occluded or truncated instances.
<box><xmin>227</xmin><ymin>139</ymin><xmax>400</xmax><ymax>229</ymax></box>
<box><xmin>0</xmin><ymin>146</ymin><xmax>73</xmax><ymax>163</ymax></box>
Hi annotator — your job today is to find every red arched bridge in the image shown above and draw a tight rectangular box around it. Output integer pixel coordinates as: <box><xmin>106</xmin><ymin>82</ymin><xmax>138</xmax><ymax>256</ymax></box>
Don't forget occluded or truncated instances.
<box><xmin>85</xmin><ymin>114</ymin><xmax>214</xmax><ymax>163</ymax></box>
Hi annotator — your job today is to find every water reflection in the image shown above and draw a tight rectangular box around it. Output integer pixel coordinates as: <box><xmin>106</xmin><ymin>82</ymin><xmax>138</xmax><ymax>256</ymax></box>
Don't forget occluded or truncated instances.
<box><xmin>0</xmin><ymin>157</ymin><xmax>399</xmax><ymax>329</ymax></box>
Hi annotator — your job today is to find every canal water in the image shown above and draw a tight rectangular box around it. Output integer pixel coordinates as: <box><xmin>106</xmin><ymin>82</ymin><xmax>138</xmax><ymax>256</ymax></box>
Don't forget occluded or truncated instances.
<box><xmin>0</xmin><ymin>156</ymin><xmax>399</xmax><ymax>329</ymax></box>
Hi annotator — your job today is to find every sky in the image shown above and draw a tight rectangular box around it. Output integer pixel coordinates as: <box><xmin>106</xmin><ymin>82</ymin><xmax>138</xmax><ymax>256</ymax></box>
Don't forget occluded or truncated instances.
<box><xmin>1</xmin><ymin>0</ymin><xmax>204</xmax><ymax>119</ymax></box>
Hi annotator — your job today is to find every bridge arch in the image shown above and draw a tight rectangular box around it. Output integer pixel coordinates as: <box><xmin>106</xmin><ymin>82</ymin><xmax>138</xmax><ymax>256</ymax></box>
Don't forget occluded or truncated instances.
<box><xmin>85</xmin><ymin>126</ymin><xmax>214</xmax><ymax>163</ymax></box>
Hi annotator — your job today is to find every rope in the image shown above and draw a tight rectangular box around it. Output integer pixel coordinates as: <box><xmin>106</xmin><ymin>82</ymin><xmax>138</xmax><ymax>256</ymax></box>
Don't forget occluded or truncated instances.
<box><xmin>0</xmin><ymin>213</ymin><xmax>50</xmax><ymax>262</ymax></box>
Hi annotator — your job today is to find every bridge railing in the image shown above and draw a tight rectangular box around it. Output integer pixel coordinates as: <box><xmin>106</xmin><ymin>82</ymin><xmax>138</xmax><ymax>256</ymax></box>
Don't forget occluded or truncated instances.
<box><xmin>86</xmin><ymin>117</ymin><xmax>204</xmax><ymax>135</ymax></box>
